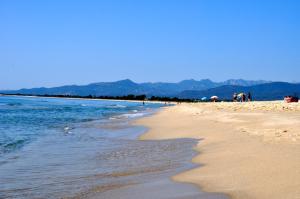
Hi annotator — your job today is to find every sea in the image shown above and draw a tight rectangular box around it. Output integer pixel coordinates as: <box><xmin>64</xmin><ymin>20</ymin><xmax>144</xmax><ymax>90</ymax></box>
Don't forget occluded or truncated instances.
<box><xmin>0</xmin><ymin>96</ymin><xmax>227</xmax><ymax>199</ymax></box>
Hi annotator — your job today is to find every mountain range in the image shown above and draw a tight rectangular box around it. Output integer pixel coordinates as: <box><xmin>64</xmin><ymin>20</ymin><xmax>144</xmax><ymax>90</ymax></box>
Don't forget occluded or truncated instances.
<box><xmin>1</xmin><ymin>79</ymin><xmax>299</xmax><ymax>100</ymax></box>
<box><xmin>179</xmin><ymin>82</ymin><xmax>300</xmax><ymax>100</ymax></box>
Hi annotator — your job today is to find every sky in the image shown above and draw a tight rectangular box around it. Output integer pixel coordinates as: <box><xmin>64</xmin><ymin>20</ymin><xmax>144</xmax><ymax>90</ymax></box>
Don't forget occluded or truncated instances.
<box><xmin>1</xmin><ymin>0</ymin><xmax>300</xmax><ymax>90</ymax></box>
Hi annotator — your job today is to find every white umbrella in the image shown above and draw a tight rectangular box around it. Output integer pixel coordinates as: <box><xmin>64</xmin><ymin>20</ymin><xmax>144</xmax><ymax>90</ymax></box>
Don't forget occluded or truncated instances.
<box><xmin>237</xmin><ymin>93</ymin><xmax>244</xmax><ymax>97</ymax></box>
<box><xmin>211</xmin><ymin>96</ymin><xmax>218</xmax><ymax>99</ymax></box>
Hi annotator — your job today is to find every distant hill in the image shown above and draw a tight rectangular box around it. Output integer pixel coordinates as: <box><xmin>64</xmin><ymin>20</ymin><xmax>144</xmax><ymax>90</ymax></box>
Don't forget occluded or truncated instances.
<box><xmin>178</xmin><ymin>82</ymin><xmax>300</xmax><ymax>100</ymax></box>
<box><xmin>0</xmin><ymin>79</ymin><xmax>269</xmax><ymax>97</ymax></box>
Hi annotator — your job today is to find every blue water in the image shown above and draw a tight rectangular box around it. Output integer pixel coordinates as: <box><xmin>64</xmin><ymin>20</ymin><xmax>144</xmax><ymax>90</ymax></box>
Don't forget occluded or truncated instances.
<box><xmin>0</xmin><ymin>96</ymin><xmax>227</xmax><ymax>199</ymax></box>
<box><xmin>0</xmin><ymin>96</ymin><xmax>165</xmax><ymax>197</ymax></box>
<box><xmin>0</xmin><ymin>96</ymin><xmax>160</xmax><ymax>155</ymax></box>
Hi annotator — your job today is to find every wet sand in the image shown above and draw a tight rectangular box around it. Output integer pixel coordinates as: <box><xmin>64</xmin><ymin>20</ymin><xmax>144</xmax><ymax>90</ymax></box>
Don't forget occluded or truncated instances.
<box><xmin>136</xmin><ymin>101</ymin><xmax>300</xmax><ymax>199</ymax></box>
<box><xmin>72</xmin><ymin>137</ymin><xmax>227</xmax><ymax>199</ymax></box>
<box><xmin>92</xmin><ymin>178</ymin><xmax>226</xmax><ymax>199</ymax></box>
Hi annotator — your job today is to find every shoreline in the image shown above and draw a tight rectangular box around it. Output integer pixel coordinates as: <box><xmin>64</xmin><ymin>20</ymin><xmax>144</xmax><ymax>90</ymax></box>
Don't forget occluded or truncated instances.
<box><xmin>0</xmin><ymin>97</ymin><xmax>179</xmax><ymax>199</ymax></box>
<box><xmin>0</xmin><ymin>96</ymin><xmax>223</xmax><ymax>199</ymax></box>
<box><xmin>97</xmin><ymin>110</ymin><xmax>228</xmax><ymax>199</ymax></box>
<box><xmin>135</xmin><ymin>102</ymin><xmax>300</xmax><ymax>199</ymax></box>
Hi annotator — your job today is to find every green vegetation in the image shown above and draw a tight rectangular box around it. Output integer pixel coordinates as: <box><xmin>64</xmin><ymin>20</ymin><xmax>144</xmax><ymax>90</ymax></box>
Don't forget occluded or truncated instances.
<box><xmin>1</xmin><ymin>93</ymin><xmax>196</xmax><ymax>103</ymax></box>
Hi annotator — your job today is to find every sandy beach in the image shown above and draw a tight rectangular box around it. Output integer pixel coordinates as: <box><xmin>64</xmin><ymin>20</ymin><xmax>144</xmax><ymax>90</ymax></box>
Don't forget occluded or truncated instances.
<box><xmin>135</xmin><ymin>101</ymin><xmax>300</xmax><ymax>199</ymax></box>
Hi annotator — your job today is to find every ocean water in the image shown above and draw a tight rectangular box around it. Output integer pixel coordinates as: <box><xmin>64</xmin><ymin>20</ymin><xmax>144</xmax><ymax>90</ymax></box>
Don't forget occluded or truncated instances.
<box><xmin>0</xmin><ymin>96</ymin><xmax>227</xmax><ymax>199</ymax></box>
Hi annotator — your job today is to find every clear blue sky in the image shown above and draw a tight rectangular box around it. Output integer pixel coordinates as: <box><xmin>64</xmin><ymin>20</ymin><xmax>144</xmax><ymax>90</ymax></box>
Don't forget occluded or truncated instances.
<box><xmin>1</xmin><ymin>0</ymin><xmax>299</xmax><ymax>89</ymax></box>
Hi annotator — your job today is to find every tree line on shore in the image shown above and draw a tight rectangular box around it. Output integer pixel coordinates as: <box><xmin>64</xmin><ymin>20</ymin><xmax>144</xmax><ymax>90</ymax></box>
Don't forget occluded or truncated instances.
<box><xmin>1</xmin><ymin>93</ymin><xmax>197</xmax><ymax>102</ymax></box>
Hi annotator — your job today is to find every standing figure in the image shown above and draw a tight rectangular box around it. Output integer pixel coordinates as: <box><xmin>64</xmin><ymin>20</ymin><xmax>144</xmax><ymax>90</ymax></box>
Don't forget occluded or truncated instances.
<box><xmin>233</xmin><ymin>93</ymin><xmax>237</xmax><ymax>102</ymax></box>
<box><xmin>242</xmin><ymin>93</ymin><xmax>246</xmax><ymax>102</ymax></box>
<box><xmin>248</xmin><ymin>92</ymin><xmax>252</xmax><ymax>102</ymax></box>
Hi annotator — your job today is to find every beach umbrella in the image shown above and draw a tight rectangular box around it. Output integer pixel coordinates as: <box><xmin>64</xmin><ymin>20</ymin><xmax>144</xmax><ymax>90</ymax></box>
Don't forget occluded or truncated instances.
<box><xmin>210</xmin><ymin>96</ymin><xmax>218</xmax><ymax>102</ymax></box>
<box><xmin>201</xmin><ymin>97</ymin><xmax>207</xmax><ymax>101</ymax></box>
<box><xmin>237</xmin><ymin>93</ymin><xmax>244</xmax><ymax>97</ymax></box>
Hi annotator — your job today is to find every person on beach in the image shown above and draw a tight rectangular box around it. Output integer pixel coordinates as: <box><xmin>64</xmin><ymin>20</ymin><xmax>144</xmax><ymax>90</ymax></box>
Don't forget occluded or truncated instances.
<box><xmin>248</xmin><ymin>92</ymin><xmax>252</xmax><ymax>102</ymax></box>
<box><xmin>242</xmin><ymin>93</ymin><xmax>246</xmax><ymax>102</ymax></box>
<box><xmin>233</xmin><ymin>93</ymin><xmax>237</xmax><ymax>102</ymax></box>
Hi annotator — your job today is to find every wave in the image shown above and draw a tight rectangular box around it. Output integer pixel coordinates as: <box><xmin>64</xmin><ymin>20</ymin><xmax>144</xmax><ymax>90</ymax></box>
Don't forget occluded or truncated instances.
<box><xmin>122</xmin><ymin>113</ymin><xmax>146</xmax><ymax>118</ymax></box>
<box><xmin>109</xmin><ymin>112</ymin><xmax>146</xmax><ymax>120</ymax></box>
<box><xmin>106</xmin><ymin>104</ymin><xmax>127</xmax><ymax>108</ymax></box>
<box><xmin>1</xmin><ymin>139</ymin><xmax>27</xmax><ymax>153</ymax></box>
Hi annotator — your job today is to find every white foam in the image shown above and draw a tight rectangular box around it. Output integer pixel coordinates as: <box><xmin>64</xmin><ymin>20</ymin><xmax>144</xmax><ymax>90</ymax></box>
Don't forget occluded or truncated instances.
<box><xmin>119</xmin><ymin>113</ymin><xmax>145</xmax><ymax>118</ymax></box>
<box><xmin>106</xmin><ymin>104</ymin><xmax>127</xmax><ymax>108</ymax></box>
<box><xmin>109</xmin><ymin>112</ymin><xmax>146</xmax><ymax>120</ymax></box>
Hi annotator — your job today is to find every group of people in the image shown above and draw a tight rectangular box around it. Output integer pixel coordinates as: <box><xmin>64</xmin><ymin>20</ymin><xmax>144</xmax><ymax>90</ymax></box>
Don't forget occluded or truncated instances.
<box><xmin>233</xmin><ymin>92</ymin><xmax>252</xmax><ymax>102</ymax></box>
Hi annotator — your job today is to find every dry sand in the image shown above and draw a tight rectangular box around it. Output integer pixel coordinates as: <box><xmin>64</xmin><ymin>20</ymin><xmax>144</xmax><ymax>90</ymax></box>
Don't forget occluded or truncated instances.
<box><xmin>135</xmin><ymin>101</ymin><xmax>300</xmax><ymax>199</ymax></box>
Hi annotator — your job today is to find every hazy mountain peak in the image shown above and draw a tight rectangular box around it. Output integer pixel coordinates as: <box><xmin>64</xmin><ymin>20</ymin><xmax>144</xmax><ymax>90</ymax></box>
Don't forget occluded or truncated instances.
<box><xmin>1</xmin><ymin>78</ymin><xmax>282</xmax><ymax>99</ymax></box>
<box><xmin>200</xmin><ymin>78</ymin><xmax>213</xmax><ymax>82</ymax></box>
<box><xmin>115</xmin><ymin>79</ymin><xmax>135</xmax><ymax>83</ymax></box>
